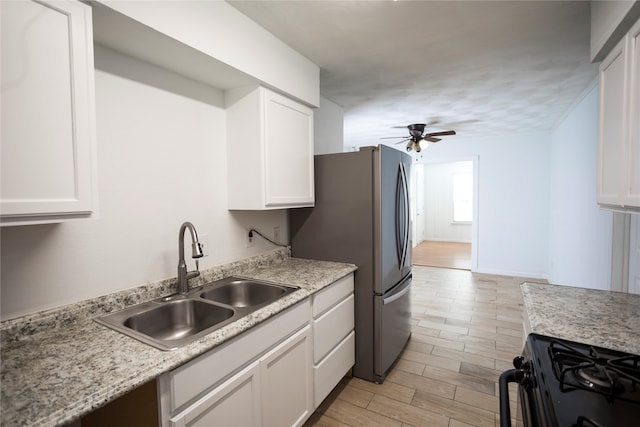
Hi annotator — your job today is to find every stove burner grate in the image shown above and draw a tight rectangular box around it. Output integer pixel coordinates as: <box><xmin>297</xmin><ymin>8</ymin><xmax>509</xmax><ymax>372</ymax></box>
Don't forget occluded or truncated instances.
<box><xmin>569</xmin><ymin>363</ymin><xmax>624</xmax><ymax>394</ymax></box>
<box><xmin>548</xmin><ymin>339</ymin><xmax>640</xmax><ymax>401</ymax></box>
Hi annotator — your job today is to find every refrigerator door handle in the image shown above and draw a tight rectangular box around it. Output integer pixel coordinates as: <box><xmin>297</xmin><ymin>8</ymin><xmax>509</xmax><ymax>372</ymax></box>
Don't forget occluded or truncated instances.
<box><xmin>395</xmin><ymin>166</ymin><xmax>403</xmax><ymax>267</ymax></box>
<box><xmin>397</xmin><ymin>161</ymin><xmax>410</xmax><ymax>269</ymax></box>
<box><xmin>383</xmin><ymin>275</ymin><xmax>412</xmax><ymax>305</ymax></box>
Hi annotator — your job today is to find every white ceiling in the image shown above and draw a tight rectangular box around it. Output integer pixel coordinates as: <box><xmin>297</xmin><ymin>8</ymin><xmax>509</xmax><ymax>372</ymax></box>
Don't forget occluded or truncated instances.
<box><xmin>229</xmin><ymin>0</ymin><xmax>598</xmax><ymax>149</ymax></box>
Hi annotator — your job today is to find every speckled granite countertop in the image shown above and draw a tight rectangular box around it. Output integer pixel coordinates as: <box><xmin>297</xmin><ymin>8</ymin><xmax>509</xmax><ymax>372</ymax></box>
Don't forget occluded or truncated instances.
<box><xmin>521</xmin><ymin>282</ymin><xmax>640</xmax><ymax>355</ymax></box>
<box><xmin>0</xmin><ymin>249</ymin><xmax>356</xmax><ymax>427</ymax></box>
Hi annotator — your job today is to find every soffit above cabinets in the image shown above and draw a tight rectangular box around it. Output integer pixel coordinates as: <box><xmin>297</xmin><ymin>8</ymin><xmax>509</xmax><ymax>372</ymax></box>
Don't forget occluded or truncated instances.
<box><xmin>91</xmin><ymin>1</ymin><xmax>319</xmax><ymax>107</ymax></box>
<box><xmin>91</xmin><ymin>2</ymin><xmax>258</xmax><ymax>92</ymax></box>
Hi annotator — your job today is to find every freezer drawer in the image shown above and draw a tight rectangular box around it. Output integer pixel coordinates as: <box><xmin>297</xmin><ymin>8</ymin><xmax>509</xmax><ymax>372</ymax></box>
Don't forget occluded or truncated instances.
<box><xmin>374</xmin><ymin>273</ymin><xmax>412</xmax><ymax>382</ymax></box>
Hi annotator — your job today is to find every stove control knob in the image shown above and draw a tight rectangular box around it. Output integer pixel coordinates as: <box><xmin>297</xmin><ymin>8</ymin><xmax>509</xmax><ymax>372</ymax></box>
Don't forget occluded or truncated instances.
<box><xmin>519</xmin><ymin>369</ymin><xmax>533</xmax><ymax>388</ymax></box>
<box><xmin>513</xmin><ymin>356</ymin><xmax>525</xmax><ymax>369</ymax></box>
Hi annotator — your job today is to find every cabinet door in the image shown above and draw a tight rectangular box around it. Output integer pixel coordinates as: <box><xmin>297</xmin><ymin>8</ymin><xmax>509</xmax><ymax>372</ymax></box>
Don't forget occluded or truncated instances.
<box><xmin>171</xmin><ymin>361</ymin><xmax>261</xmax><ymax>427</ymax></box>
<box><xmin>0</xmin><ymin>0</ymin><xmax>96</xmax><ymax>225</ymax></box>
<box><xmin>261</xmin><ymin>325</ymin><xmax>313</xmax><ymax>427</ymax></box>
<box><xmin>625</xmin><ymin>19</ymin><xmax>640</xmax><ymax>207</ymax></box>
<box><xmin>263</xmin><ymin>90</ymin><xmax>314</xmax><ymax>208</ymax></box>
<box><xmin>598</xmin><ymin>38</ymin><xmax>628</xmax><ymax>206</ymax></box>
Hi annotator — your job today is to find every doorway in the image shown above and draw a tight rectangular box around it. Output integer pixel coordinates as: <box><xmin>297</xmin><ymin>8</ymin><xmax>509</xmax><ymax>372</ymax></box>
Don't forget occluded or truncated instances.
<box><xmin>410</xmin><ymin>158</ymin><xmax>478</xmax><ymax>271</ymax></box>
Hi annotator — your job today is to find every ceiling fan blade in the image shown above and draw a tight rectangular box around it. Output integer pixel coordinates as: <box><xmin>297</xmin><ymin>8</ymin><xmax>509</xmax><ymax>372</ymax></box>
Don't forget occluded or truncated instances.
<box><xmin>424</xmin><ymin>130</ymin><xmax>456</xmax><ymax>137</ymax></box>
<box><xmin>434</xmin><ymin>119</ymin><xmax>480</xmax><ymax>129</ymax></box>
<box><xmin>424</xmin><ymin>137</ymin><xmax>441</xmax><ymax>143</ymax></box>
<box><xmin>394</xmin><ymin>138</ymin><xmax>411</xmax><ymax>145</ymax></box>
<box><xmin>380</xmin><ymin>136</ymin><xmax>407</xmax><ymax>139</ymax></box>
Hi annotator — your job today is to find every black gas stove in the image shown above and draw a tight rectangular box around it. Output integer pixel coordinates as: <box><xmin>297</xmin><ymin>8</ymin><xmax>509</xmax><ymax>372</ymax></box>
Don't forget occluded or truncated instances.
<box><xmin>500</xmin><ymin>333</ymin><xmax>640</xmax><ymax>427</ymax></box>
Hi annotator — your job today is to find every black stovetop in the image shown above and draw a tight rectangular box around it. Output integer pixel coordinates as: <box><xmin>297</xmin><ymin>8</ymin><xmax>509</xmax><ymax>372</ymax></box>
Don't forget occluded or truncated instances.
<box><xmin>526</xmin><ymin>333</ymin><xmax>640</xmax><ymax>427</ymax></box>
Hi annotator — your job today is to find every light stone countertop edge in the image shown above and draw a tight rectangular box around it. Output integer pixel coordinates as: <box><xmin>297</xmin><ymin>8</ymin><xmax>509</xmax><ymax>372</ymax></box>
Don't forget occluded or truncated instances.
<box><xmin>0</xmin><ymin>251</ymin><xmax>357</xmax><ymax>427</ymax></box>
<box><xmin>521</xmin><ymin>282</ymin><xmax>640</xmax><ymax>356</ymax></box>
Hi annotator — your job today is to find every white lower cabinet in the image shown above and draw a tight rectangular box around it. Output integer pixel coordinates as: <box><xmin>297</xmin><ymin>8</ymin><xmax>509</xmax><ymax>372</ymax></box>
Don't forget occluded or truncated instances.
<box><xmin>159</xmin><ymin>301</ymin><xmax>311</xmax><ymax>427</ymax></box>
<box><xmin>314</xmin><ymin>331</ymin><xmax>355</xmax><ymax>408</ymax></box>
<box><xmin>159</xmin><ymin>273</ymin><xmax>355</xmax><ymax>427</ymax></box>
<box><xmin>170</xmin><ymin>326</ymin><xmax>312</xmax><ymax>427</ymax></box>
<box><xmin>311</xmin><ymin>275</ymin><xmax>355</xmax><ymax>408</ymax></box>
<box><xmin>170</xmin><ymin>361</ymin><xmax>261</xmax><ymax>427</ymax></box>
<box><xmin>261</xmin><ymin>326</ymin><xmax>313</xmax><ymax>427</ymax></box>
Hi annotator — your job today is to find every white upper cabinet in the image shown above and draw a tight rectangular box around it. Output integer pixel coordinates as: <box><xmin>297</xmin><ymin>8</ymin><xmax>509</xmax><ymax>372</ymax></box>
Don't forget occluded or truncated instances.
<box><xmin>226</xmin><ymin>86</ymin><xmax>314</xmax><ymax>210</ymax></box>
<box><xmin>627</xmin><ymin>19</ymin><xmax>640</xmax><ymax>207</ymax></box>
<box><xmin>1</xmin><ymin>0</ymin><xmax>97</xmax><ymax>226</ymax></box>
<box><xmin>598</xmin><ymin>17</ymin><xmax>640</xmax><ymax>210</ymax></box>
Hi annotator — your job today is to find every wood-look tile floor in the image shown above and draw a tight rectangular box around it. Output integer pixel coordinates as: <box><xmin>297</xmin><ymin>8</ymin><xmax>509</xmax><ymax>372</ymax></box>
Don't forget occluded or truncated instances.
<box><xmin>304</xmin><ymin>266</ymin><xmax>532</xmax><ymax>427</ymax></box>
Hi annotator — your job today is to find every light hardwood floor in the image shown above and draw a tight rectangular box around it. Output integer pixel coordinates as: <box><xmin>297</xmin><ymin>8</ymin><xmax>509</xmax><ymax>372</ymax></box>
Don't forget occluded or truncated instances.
<box><xmin>412</xmin><ymin>241</ymin><xmax>472</xmax><ymax>271</ymax></box>
<box><xmin>304</xmin><ymin>266</ymin><xmax>527</xmax><ymax>427</ymax></box>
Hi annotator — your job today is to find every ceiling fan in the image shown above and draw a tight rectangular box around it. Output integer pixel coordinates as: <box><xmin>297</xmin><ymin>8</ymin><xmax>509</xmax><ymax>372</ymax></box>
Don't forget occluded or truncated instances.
<box><xmin>382</xmin><ymin>123</ymin><xmax>456</xmax><ymax>152</ymax></box>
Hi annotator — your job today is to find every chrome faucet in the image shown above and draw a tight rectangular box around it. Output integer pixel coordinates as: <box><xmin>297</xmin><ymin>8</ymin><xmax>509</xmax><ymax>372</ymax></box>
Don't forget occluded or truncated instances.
<box><xmin>177</xmin><ymin>221</ymin><xmax>204</xmax><ymax>294</ymax></box>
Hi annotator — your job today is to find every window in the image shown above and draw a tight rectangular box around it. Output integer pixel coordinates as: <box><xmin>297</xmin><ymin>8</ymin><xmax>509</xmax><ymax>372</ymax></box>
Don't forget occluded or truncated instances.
<box><xmin>453</xmin><ymin>173</ymin><xmax>472</xmax><ymax>223</ymax></box>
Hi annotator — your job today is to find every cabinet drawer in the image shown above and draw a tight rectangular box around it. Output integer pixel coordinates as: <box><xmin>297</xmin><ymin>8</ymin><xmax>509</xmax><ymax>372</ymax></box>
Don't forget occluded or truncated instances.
<box><xmin>313</xmin><ymin>294</ymin><xmax>354</xmax><ymax>363</ymax></box>
<box><xmin>312</xmin><ymin>274</ymin><xmax>354</xmax><ymax>318</ymax></box>
<box><xmin>313</xmin><ymin>331</ymin><xmax>355</xmax><ymax>408</ymax></box>
<box><xmin>167</xmin><ymin>300</ymin><xmax>310</xmax><ymax>413</ymax></box>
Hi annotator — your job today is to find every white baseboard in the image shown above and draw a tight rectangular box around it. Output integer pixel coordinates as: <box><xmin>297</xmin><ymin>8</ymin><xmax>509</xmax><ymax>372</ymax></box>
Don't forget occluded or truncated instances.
<box><xmin>421</xmin><ymin>238</ymin><xmax>472</xmax><ymax>243</ymax></box>
<box><xmin>472</xmin><ymin>267</ymin><xmax>549</xmax><ymax>281</ymax></box>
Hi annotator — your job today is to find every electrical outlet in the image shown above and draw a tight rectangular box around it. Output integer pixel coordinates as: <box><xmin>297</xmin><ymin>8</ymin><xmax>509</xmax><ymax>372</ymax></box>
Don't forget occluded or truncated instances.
<box><xmin>273</xmin><ymin>227</ymin><xmax>280</xmax><ymax>243</ymax></box>
<box><xmin>246</xmin><ymin>228</ymin><xmax>255</xmax><ymax>248</ymax></box>
<box><xmin>199</xmin><ymin>234</ymin><xmax>209</xmax><ymax>257</ymax></box>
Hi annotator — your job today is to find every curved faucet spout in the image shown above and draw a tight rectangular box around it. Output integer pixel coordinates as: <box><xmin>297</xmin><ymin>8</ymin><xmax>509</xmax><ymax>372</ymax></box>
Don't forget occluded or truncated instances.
<box><xmin>177</xmin><ymin>222</ymin><xmax>204</xmax><ymax>294</ymax></box>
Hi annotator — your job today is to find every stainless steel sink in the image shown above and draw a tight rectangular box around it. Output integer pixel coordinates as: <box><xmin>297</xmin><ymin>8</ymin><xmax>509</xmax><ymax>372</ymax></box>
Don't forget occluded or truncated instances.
<box><xmin>124</xmin><ymin>299</ymin><xmax>234</xmax><ymax>341</ymax></box>
<box><xmin>96</xmin><ymin>276</ymin><xmax>299</xmax><ymax>350</ymax></box>
<box><xmin>200</xmin><ymin>279</ymin><xmax>290</xmax><ymax>307</ymax></box>
<box><xmin>96</xmin><ymin>298</ymin><xmax>236</xmax><ymax>351</ymax></box>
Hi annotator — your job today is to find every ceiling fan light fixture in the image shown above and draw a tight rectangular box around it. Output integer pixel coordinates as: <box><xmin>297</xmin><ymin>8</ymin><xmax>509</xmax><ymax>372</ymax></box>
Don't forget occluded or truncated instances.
<box><xmin>391</xmin><ymin>122</ymin><xmax>455</xmax><ymax>152</ymax></box>
<box><xmin>409</xmin><ymin>139</ymin><xmax>421</xmax><ymax>152</ymax></box>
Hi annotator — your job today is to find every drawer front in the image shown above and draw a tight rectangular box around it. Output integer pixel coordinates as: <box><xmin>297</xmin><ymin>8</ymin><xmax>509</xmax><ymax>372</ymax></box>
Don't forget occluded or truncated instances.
<box><xmin>313</xmin><ymin>294</ymin><xmax>354</xmax><ymax>363</ymax></box>
<box><xmin>313</xmin><ymin>331</ymin><xmax>355</xmax><ymax>408</ymax></box>
<box><xmin>168</xmin><ymin>300</ymin><xmax>310</xmax><ymax>413</ymax></box>
<box><xmin>312</xmin><ymin>274</ymin><xmax>354</xmax><ymax>318</ymax></box>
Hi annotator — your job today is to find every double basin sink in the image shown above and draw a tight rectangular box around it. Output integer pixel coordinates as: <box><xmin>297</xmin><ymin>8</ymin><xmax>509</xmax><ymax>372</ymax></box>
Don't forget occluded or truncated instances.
<box><xmin>96</xmin><ymin>277</ymin><xmax>299</xmax><ymax>351</ymax></box>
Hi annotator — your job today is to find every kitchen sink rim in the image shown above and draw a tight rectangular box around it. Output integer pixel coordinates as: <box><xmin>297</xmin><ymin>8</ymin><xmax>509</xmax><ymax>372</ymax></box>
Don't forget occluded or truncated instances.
<box><xmin>94</xmin><ymin>276</ymin><xmax>301</xmax><ymax>351</ymax></box>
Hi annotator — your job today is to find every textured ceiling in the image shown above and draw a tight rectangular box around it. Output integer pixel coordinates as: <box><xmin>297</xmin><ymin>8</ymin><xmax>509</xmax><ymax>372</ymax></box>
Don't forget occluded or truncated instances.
<box><xmin>229</xmin><ymin>0</ymin><xmax>598</xmax><ymax>150</ymax></box>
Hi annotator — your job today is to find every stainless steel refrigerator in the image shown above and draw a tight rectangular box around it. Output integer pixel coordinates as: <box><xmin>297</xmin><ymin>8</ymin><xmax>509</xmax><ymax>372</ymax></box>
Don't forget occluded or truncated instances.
<box><xmin>290</xmin><ymin>144</ymin><xmax>412</xmax><ymax>383</ymax></box>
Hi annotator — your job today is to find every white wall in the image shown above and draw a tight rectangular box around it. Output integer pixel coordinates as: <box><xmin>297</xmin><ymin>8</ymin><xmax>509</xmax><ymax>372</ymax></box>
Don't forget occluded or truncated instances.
<box><xmin>0</xmin><ymin>46</ymin><xmax>288</xmax><ymax>321</ymax></box>
<box><xmin>419</xmin><ymin>133</ymin><xmax>551</xmax><ymax>278</ymax></box>
<box><xmin>314</xmin><ymin>96</ymin><xmax>344</xmax><ymax>155</ymax></box>
<box><xmin>423</xmin><ymin>161</ymin><xmax>473</xmax><ymax>243</ymax></box>
<box><xmin>548</xmin><ymin>82</ymin><xmax>613</xmax><ymax>290</ymax></box>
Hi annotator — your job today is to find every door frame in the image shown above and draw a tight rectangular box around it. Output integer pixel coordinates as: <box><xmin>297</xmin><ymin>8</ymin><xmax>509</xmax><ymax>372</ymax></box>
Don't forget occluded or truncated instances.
<box><xmin>415</xmin><ymin>155</ymin><xmax>479</xmax><ymax>272</ymax></box>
